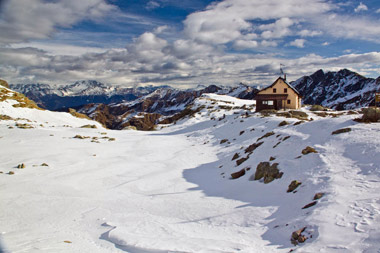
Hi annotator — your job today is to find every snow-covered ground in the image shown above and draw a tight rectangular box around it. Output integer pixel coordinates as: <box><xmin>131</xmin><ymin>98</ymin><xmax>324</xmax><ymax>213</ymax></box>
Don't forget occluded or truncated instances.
<box><xmin>1</xmin><ymin>90</ymin><xmax>380</xmax><ymax>252</ymax></box>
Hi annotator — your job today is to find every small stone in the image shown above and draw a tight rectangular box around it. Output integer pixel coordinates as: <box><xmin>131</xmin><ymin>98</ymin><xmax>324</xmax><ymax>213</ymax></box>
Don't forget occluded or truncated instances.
<box><xmin>287</xmin><ymin>180</ymin><xmax>302</xmax><ymax>193</ymax></box>
<box><xmin>236</xmin><ymin>156</ymin><xmax>249</xmax><ymax>166</ymax></box>
<box><xmin>302</xmin><ymin>146</ymin><xmax>317</xmax><ymax>155</ymax></box>
<box><xmin>313</xmin><ymin>192</ymin><xmax>325</xmax><ymax>200</ymax></box>
<box><xmin>17</xmin><ymin>163</ymin><xmax>25</xmax><ymax>169</ymax></box>
<box><xmin>220</xmin><ymin>139</ymin><xmax>228</xmax><ymax>144</ymax></box>
<box><xmin>331</xmin><ymin>128</ymin><xmax>351</xmax><ymax>135</ymax></box>
<box><xmin>269</xmin><ymin>156</ymin><xmax>276</xmax><ymax>161</ymax></box>
<box><xmin>232</xmin><ymin>153</ymin><xmax>240</xmax><ymax>161</ymax></box>
<box><xmin>278</xmin><ymin>121</ymin><xmax>289</xmax><ymax>127</ymax></box>
<box><xmin>239</xmin><ymin>130</ymin><xmax>245</xmax><ymax>136</ymax></box>
<box><xmin>231</xmin><ymin>169</ymin><xmax>246</xmax><ymax>179</ymax></box>
<box><xmin>64</xmin><ymin>240</ymin><xmax>72</xmax><ymax>243</ymax></box>
<box><xmin>108</xmin><ymin>138</ymin><xmax>116</xmax><ymax>141</ymax></box>
<box><xmin>8</xmin><ymin>171</ymin><xmax>15</xmax><ymax>175</ymax></box>
<box><xmin>41</xmin><ymin>163</ymin><xmax>49</xmax><ymax>167</ymax></box>
<box><xmin>302</xmin><ymin>201</ymin><xmax>317</xmax><ymax>209</ymax></box>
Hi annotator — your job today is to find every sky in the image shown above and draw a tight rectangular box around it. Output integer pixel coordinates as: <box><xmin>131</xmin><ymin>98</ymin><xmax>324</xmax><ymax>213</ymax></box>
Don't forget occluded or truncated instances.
<box><xmin>0</xmin><ymin>0</ymin><xmax>380</xmax><ymax>88</ymax></box>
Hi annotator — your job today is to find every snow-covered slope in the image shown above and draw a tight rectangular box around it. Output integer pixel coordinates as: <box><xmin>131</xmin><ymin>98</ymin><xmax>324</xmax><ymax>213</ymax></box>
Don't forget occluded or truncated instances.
<box><xmin>1</xmin><ymin>90</ymin><xmax>380</xmax><ymax>252</ymax></box>
<box><xmin>292</xmin><ymin>69</ymin><xmax>380</xmax><ymax>110</ymax></box>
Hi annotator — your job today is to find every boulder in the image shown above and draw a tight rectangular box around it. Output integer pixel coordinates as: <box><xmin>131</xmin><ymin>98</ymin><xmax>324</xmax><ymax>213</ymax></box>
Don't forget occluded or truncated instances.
<box><xmin>251</xmin><ymin>162</ymin><xmax>283</xmax><ymax>184</ymax></box>
<box><xmin>313</xmin><ymin>192</ymin><xmax>325</xmax><ymax>200</ymax></box>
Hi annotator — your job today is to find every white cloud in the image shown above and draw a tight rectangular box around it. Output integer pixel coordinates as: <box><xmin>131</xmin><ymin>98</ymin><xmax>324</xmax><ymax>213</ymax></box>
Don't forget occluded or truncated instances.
<box><xmin>290</xmin><ymin>39</ymin><xmax>306</xmax><ymax>48</ymax></box>
<box><xmin>153</xmin><ymin>25</ymin><xmax>169</xmax><ymax>34</ymax></box>
<box><xmin>298</xmin><ymin>30</ymin><xmax>322</xmax><ymax>37</ymax></box>
<box><xmin>146</xmin><ymin>1</ymin><xmax>160</xmax><ymax>10</ymax></box>
<box><xmin>322</xmin><ymin>42</ymin><xmax>330</xmax><ymax>46</ymax></box>
<box><xmin>0</xmin><ymin>0</ymin><xmax>116</xmax><ymax>45</ymax></box>
<box><xmin>376</xmin><ymin>8</ymin><xmax>380</xmax><ymax>13</ymax></box>
<box><xmin>355</xmin><ymin>2</ymin><xmax>368</xmax><ymax>12</ymax></box>
<box><xmin>233</xmin><ymin>40</ymin><xmax>258</xmax><ymax>50</ymax></box>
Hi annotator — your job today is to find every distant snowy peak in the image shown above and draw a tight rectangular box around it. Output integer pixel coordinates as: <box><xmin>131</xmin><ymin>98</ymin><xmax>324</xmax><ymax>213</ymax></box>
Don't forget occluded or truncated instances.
<box><xmin>292</xmin><ymin>69</ymin><xmax>380</xmax><ymax>110</ymax></box>
<box><xmin>58</xmin><ymin>80</ymin><xmax>115</xmax><ymax>96</ymax></box>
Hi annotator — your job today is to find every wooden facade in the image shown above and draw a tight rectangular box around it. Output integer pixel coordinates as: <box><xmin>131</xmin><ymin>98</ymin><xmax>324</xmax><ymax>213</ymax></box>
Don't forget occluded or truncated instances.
<box><xmin>255</xmin><ymin>77</ymin><xmax>302</xmax><ymax>112</ymax></box>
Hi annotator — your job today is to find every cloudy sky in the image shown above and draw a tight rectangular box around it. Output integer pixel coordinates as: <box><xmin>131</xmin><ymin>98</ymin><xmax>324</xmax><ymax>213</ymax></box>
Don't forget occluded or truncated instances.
<box><xmin>0</xmin><ymin>0</ymin><xmax>380</xmax><ymax>87</ymax></box>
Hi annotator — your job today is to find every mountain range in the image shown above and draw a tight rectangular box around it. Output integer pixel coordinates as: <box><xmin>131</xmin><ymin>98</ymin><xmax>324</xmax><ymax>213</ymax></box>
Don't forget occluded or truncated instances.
<box><xmin>292</xmin><ymin>69</ymin><xmax>380</xmax><ymax>110</ymax></box>
<box><xmin>8</xmin><ymin>68</ymin><xmax>380</xmax><ymax>129</ymax></box>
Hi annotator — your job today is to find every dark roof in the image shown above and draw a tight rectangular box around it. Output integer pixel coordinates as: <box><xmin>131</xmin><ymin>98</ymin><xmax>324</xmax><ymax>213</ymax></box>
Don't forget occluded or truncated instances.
<box><xmin>258</xmin><ymin>77</ymin><xmax>301</xmax><ymax>96</ymax></box>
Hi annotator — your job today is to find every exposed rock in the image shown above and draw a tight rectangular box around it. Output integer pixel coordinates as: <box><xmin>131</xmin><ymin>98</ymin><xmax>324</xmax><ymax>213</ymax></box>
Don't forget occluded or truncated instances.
<box><xmin>15</xmin><ymin>123</ymin><xmax>34</xmax><ymax>129</ymax></box>
<box><xmin>68</xmin><ymin>108</ymin><xmax>91</xmax><ymax>120</ymax></box>
<box><xmin>332</xmin><ymin>128</ymin><xmax>352</xmax><ymax>135</ymax></box>
<box><xmin>302</xmin><ymin>201</ymin><xmax>317</xmax><ymax>209</ymax></box>
<box><xmin>239</xmin><ymin>130</ymin><xmax>245</xmax><ymax>136</ymax></box>
<box><xmin>64</xmin><ymin>240</ymin><xmax>72</xmax><ymax>243</ymax></box>
<box><xmin>41</xmin><ymin>163</ymin><xmax>49</xmax><ymax>166</ymax></box>
<box><xmin>313</xmin><ymin>192</ymin><xmax>325</xmax><ymax>200</ymax></box>
<box><xmin>220</xmin><ymin>139</ymin><xmax>228</xmax><ymax>144</ymax></box>
<box><xmin>0</xmin><ymin>79</ymin><xmax>9</xmax><ymax>88</ymax></box>
<box><xmin>236</xmin><ymin>156</ymin><xmax>249</xmax><ymax>166</ymax></box>
<box><xmin>278</xmin><ymin>121</ymin><xmax>289</xmax><ymax>127</ymax></box>
<box><xmin>17</xmin><ymin>163</ymin><xmax>25</xmax><ymax>169</ymax></box>
<box><xmin>293</xmin><ymin>121</ymin><xmax>304</xmax><ymax>126</ymax></box>
<box><xmin>291</xmin><ymin>227</ymin><xmax>307</xmax><ymax>245</ymax></box>
<box><xmin>80</xmin><ymin>124</ymin><xmax>97</xmax><ymax>129</ymax></box>
<box><xmin>0</xmin><ymin>115</ymin><xmax>13</xmax><ymax>121</ymax></box>
<box><xmin>232</xmin><ymin>153</ymin><xmax>240</xmax><ymax>161</ymax></box>
<box><xmin>73</xmin><ymin>135</ymin><xmax>90</xmax><ymax>139</ymax></box>
<box><xmin>269</xmin><ymin>156</ymin><xmax>276</xmax><ymax>161</ymax></box>
<box><xmin>8</xmin><ymin>171</ymin><xmax>15</xmax><ymax>175</ymax></box>
<box><xmin>302</xmin><ymin>146</ymin><xmax>317</xmax><ymax>155</ymax></box>
<box><xmin>251</xmin><ymin>162</ymin><xmax>283</xmax><ymax>184</ymax></box>
<box><xmin>231</xmin><ymin>169</ymin><xmax>246</xmax><ymax>179</ymax></box>
<box><xmin>108</xmin><ymin>138</ymin><xmax>116</xmax><ymax>141</ymax></box>
<box><xmin>260</xmin><ymin>109</ymin><xmax>277</xmax><ymax>116</ymax></box>
<box><xmin>360</xmin><ymin>107</ymin><xmax>380</xmax><ymax>123</ymax></box>
<box><xmin>289</xmin><ymin>111</ymin><xmax>309</xmax><ymax>120</ymax></box>
<box><xmin>245</xmin><ymin>141</ymin><xmax>263</xmax><ymax>153</ymax></box>
<box><xmin>287</xmin><ymin>180</ymin><xmax>302</xmax><ymax>192</ymax></box>
<box><xmin>257</xmin><ymin>131</ymin><xmax>275</xmax><ymax>141</ymax></box>
<box><xmin>310</xmin><ymin>105</ymin><xmax>328</xmax><ymax>111</ymax></box>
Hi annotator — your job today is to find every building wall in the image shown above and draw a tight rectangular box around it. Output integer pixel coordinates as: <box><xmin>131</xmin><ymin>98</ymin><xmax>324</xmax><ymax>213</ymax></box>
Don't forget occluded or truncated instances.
<box><xmin>258</xmin><ymin>79</ymin><xmax>300</xmax><ymax>109</ymax></box>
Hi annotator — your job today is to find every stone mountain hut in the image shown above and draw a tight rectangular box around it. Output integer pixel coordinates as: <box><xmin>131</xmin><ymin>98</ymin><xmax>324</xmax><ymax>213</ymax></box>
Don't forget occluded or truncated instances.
<box><xmin>255</xmin><ymin>77</ymin><xmax>302</xmax><ymax>112</ymax></box>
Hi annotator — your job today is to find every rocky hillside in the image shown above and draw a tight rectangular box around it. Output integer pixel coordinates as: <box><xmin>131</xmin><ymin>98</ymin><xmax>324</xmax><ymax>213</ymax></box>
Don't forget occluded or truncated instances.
<box><xmin>77</xmin><ymin>84</ymin><xmax>256</xmax><ymax>130</ymax></box>
<box><xmin>292</xmin><ymin>69</ymin><xmax>380</xmax><ymax>110</ymax></box>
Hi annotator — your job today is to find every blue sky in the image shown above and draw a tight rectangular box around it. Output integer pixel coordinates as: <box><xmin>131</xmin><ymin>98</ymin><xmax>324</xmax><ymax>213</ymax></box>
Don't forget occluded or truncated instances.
<box><xmin>0</xmin><ymin>0</ymin><xmax>380</xmax><ymax>87</ymax></box>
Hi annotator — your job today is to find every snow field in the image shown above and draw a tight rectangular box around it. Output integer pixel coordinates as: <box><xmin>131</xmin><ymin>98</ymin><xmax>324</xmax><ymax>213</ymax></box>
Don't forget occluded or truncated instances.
<box><xmin>1</xmin><ymin>93</ymin><xmax>380</xmax><ymax>252</ymax></box>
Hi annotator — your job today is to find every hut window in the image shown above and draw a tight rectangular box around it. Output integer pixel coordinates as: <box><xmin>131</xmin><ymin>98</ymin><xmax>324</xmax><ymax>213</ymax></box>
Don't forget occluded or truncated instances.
<box><xmin>268</xmin><ymin>101</ymin><xmax>274</xmax><ymax>105</ymax></box>
<box><xmin>284</xmin><ymin>88</ymin><xmax>287</xmax><ymax>93</ymax></box>
<box><xmin>273</xmin><ymin>88</ymin><xmax>277</xmax><ymax>93</ymax></box>
<box><xmin>263</xmin><ymin>101</ymin><xmax>268</xmax><ymax>104</ymax></box>
<box><xmin>287</xmin><ymin>99</ymin><xmax>291</xmax><ymax>104</ymax></box>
